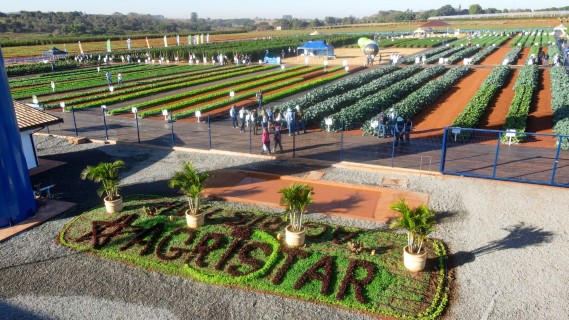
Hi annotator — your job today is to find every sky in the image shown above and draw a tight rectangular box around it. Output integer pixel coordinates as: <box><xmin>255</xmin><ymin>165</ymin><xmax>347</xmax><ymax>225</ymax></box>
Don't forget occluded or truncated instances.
<box><xmin>2</xmin><ymin>0</ymin><xmax>565</xmax><ymax>19</ymax></box>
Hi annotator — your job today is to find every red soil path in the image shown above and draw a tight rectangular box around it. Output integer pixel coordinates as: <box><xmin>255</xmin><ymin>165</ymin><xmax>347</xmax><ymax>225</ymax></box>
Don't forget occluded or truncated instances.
<box><xmin>411</xmin><ymin>68</ymin><xmax>492</xmax><ymax>139</ymax></box>
<box><xmin>516</xmin><ymin>47</ymin><xmax>531</xmax><ymax>66</ymax></box>
<box><xmin>479</xmin><ymin>69</ymin><xmax>518</xmax><ymax>130</ymax></box>
<box><xmin>479</xmin><ymin>47</ymin><xmax>510</xmax><ymax>66</ymax></box>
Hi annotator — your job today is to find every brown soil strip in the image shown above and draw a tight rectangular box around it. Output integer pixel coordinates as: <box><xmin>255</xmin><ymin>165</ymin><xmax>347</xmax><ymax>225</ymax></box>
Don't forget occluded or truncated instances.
<box><xmin>411</xmin><ymin>68</ymin><xmax>492</xmax><ymax>139</ymax></box>
<box><xmin>479</xmin><ymin>69</ymin><xmax>519</xmax><ymax>130</ymax></box>
<box><xmin>516</xmin><ymin>47</ymin><xmax>531</xmax><ymax>66</ymax></box>
<box><xmin>479</xmin><ymin>47</ymin><xmax>510</xmax><ymax>66</ymax></box>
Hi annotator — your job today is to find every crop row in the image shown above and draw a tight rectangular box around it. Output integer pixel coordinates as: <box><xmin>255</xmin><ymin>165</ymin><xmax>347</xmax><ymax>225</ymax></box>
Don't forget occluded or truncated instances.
<box><xmin>301</xmin><ymin>66</ymin><xmax>421</xmax><ymax>126</ymax></box>
<box><xmin>325</xmin><ymin>65</ymin><xmax>448</xmax><ymax>131</ymax></box>
<box><xmin>58</xmin><ymin>65</ymin><xmax>275</xmax><ymax>110</ymax></box>
<box><xmin>447</xmin><ymin>47</ymin><xmax>480</xmax><ymax>64</ymax></box>
<box><xmin>273</xmin><ymin>65</ymin><xmax>399</xmax><ymax>115</ymax></box>
<box><xmin>452</xmin><ymin>66</ymin><xmax>511</xmax><ymax>128</ymax></box>
<box><xmin>170</xmin><ymin>67</ymin><xmax>346</xmax><ymax>120</ymax></box>
<box><xmin>40</xmin><ymin>65</ymin><xmax>255</xmax><ymax>105</ymax></box>
<box><xmin>547</xmin><ymin>45</ymin><xmax>565</xmax><ymax>65</ymax></box>
<box><xmin>503</xmin><ymin>65</ymin><xmax>539</xmax><ymax>139</ymax></box>
<box><xmin>401</xmin><ymin>46</ymin><xmax>451</xmax><ymax>65</ymax></box>
<box><xmin>361</xmin><ymin>66</ymin><xmax>471</xmax><ymax>135</ymax></box>
<box><xmin>9</xmin><ymin>63</ymin><xmax>171</xmax><ymax>88</ymax></box>
<box><xmin>13</xmin><ymin>64</ymin><xmax>203</xmax><ymax>99</ymax></box>
<box><xmin>451</xmin><ymin>35</ymin><xmax>510</xmax><ymax>47</ymax></box>
<box><xmin>425</xmin><ymin>46</ymin><xmax>464</xmax><ymax>64</ymax></box>
<box><xmin>549</xmin><ymin>67</ymin><xmax>569</xmax><ymax>149</ymax></box>
<box><xmin>469</xmin><ymin>46</ymin><xmax>498</xmax><ymax>65</ymax></box>
<box><xmin>136</xmin><ymin>66</ymin><xmax>321</xmax><ymax>117</ymax></box>
<box><xmin>389</xmin><ymin>37</ymin><xmax>456</xmax><ymax>48</ymax></box>
<box><xmin>503</xmin><ymin>47</ymin><xmax>523</xmax><ymax>65</ymax></box>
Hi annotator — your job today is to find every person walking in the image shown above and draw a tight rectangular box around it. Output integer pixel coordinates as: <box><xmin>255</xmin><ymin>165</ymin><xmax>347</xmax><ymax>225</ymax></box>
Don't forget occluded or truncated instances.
<box><xmin>239</xmin><ymin>106</ymin><xmax>246</xmax><ymax>133</ymax></box>
<box><xmin>230</xmin><ymin>105</ymin><xmax>238</xmax><ymax>128</ymax></box>
<box><xmin>394</xmin><ymin>116</ymin><xmax>405</xmax><ymax>147</ymax></box>
<box><xmin>256</xmin><ymin>90</ymin><xmax>263</xmax><ymax>108</ymax></box>
<box><xmin>106</xmin><ymin>71</ymin><xmax>113</xmax><ymax>85</ymax></box>
<box><xmin>295</xmin><ymin>106</ymin><xmax>306</xmax><ymax>134</ymax></box>
<box><xmin>252</xmin><ymin>109</ymin><xmax>259</xmax><ymax>135</ymax></box>
<box><xmin>285</xmin><ymin>107</ymin><xmax>295</xmax><ymax>136</ymax></box>
<box><xmin>260</xmin><ymin>127</ymin><xmax>271</xmax><ymax>154</ymax></box>
<box><xmin>403</xmin><ymin>118</ymin><xmax>413</xmax><ymax>144</ymax></box>
<box><xmin>273</xmin><ymin>125</ymin><xmax>283</xmax><ymax>153</ymax></box>
<box><xmin>377</xmin><ymin>111</ymin><xmax>386</xmax><ymax>138</ymax></box>
<box><xmin>117</xmin><ymin>73</ymin><xmax>123</xmax><ymax>85</ymax></box>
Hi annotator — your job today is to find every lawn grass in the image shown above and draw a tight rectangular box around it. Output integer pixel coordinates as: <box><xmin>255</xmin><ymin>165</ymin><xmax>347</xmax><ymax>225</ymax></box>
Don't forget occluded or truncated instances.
<box><xmin>59</xmin><ymin>195</ymin><xmax>450</xmax><ymax>319</ymax></box>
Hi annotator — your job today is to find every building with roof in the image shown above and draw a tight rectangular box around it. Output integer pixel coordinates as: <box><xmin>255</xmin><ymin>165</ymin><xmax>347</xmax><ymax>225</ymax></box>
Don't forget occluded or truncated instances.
<box><xmin>13</xmin><ymin>101</ymin><xmax>63</xmax><ymax>169</ymax></box>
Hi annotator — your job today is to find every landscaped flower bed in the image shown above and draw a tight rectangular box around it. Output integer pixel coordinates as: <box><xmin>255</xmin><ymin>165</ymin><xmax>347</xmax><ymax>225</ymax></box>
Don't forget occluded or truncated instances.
<box><xmin>59</xmin><ymin>195</ymin><xmax>450</xmax><ymax>319</ymax></box>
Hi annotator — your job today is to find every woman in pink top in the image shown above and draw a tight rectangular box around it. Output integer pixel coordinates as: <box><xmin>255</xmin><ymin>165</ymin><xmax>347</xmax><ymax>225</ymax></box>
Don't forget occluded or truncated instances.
<box><xmin>260</xmin><ymin>127</ymin><xmax>271</xmax><ymax>154</ymax></box>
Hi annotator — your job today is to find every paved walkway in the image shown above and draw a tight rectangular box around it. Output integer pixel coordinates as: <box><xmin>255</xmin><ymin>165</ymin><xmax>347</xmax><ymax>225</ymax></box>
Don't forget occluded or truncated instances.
<box><xmin>204</xmin><ymin>169</ymin><xmax>428</xmax><ymax>223</ymax></box>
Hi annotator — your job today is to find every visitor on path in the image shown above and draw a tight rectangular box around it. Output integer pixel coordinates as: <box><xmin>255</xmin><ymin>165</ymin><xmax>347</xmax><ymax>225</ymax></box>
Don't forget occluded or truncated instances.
<box><xmin>51</xmin><ymin>81</ymin><xmax>55</xmax><ymax>92</ymax></box>
<box><xmin>261</xmin><ymin>109</ymin><xmax>269</xmax><ymax>129</ymax></box>
<box><xmin>403</xmin><ymin>118</ymin><xmax>413</xmax><ymax>144</ymax></box>
<box><xmin>394</xmin><ymin>116</ymin><xmax>405</xmax><ymax>147</ymax></box>
<box><xmin>230</xmin><ymin>105</ymin><xmax>238</xmax><ymax>128</ymax></box>
<box><xmin>285</xmin><ymin>107</ymin><xmax>295</xmax><ymax>136</ymax></box>
<box><xmin>252</xmin><ymin>109</ymin><xmax>259</xmax><ymax>135</ymax></box>
<box><xmin>377</xmin><ymin>111</ymin><xmax>386</xmax><ymax>138</ymax></box>
<box><xmin>117</xmin><ymin>73</ymin><xmax>123</xmax><ymax>85</ymax></box>
<box><xmin>543</xmin><ymin>53</ymin><xmax>549</xmax><ymax>66</ymax></box>
<box><xmin>256</xmin><ymin>90</ymin><xmax>263</xmax><ymax>108</ymax></box>
<box><xmin>260</xmin><ymin>127</ymin><xmax>271</xmax><ymax>155</ymax></box>
<box><xmin>239</xmin><ymin>106</ymin><xmax>246</xmax><ymax>133</ymax></box>
<box><xmin>273</xmin><ymin>125</ymin><xmax>283</xmax><ymax>153</ymax></box>
<box><xmin>106</xmin><ymin>71</ymin><xmax>113</xmax><ymax>85</ymax></box>
<box><xmin>275</xmin><ymin>111</ymin><xmax>284</xmax><ymax>128</ymax></box>
<box><xmin>295</xmin><ymin>106</ymin><xmax>306</xmax><ymax>134</ymax></box>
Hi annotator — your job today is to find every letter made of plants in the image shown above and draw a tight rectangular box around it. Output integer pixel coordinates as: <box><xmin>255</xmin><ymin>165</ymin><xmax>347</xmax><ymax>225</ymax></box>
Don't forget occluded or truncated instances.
<box><xmin>60</xmin><ymin>196</ymin><xmax>449</xmax><ymax>319</ymax></box>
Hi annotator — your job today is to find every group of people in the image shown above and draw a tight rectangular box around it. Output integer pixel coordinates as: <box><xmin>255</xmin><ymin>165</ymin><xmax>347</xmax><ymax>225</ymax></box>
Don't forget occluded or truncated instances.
<box><xmin>228</xmin><ymin>101</ymin><xmax>307</xmax><ymax>155</ymax></box>
<box><xmin>105</xmin><ymin>71</ymin><xmax>123</xmax><ymax>86</ymax></box>
<box><xmin>376</xmin><ymin>110</ymin><xmax>412</xmax><ymax>147</ymax></box>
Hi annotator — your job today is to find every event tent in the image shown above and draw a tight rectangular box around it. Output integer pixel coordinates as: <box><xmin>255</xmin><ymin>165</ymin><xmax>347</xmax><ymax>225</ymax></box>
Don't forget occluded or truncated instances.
<box><xmin>42</xmin><ymin>47</ymin><xmax>67</xmax><ymax>60</ymax></box>
<box><xmin>297</xmin><ymin>41</ymin><xmax>334</xmax><ymax>58</ymax></box>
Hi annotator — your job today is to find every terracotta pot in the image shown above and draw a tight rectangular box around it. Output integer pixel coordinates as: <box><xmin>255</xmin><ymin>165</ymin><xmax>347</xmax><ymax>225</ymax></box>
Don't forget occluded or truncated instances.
<box><xmin>285</xmin><ymin>225</ymin><xmax>305</xmax><ymax>247</ymax></box>
<box><xmin>403</xmin><ymin>245</ymin><xmax>427</xmax><ymax>272</ymax></box>
<box><xmin>104</xmin><ymin>196</ymin><xmax>123</xmax><ymax>214</ymax></box>
<box><xmin>185</xmin><ymin>210</ymin><xmax>205</xmax><ymax>228</ymax></box>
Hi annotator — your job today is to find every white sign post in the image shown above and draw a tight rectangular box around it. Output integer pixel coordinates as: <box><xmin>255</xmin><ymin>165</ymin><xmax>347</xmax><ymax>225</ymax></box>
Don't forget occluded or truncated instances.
<box><xmin>162</xmin><ymin>109</ymin><xmax>170</xmax><ymax>122</ymax></box>
<box><xmin>229</xmin><ymin>91</ymin><xmax>235</xmax><ymax>99</ymax></box>
<box><xmin>506</xmin><ymin>129</ymin><xmax>517</xmax><ymax>146</ymax></box>
<box><xmin>325</xmin><ymin>117</ymin><xmax>333</xmax><ymax>132</ymax></box>
<box><xmin>60</xmin><ymin>101</ymin><xmax>65</xmax><ymax>112</ymax></box>
<box><xmin>195</xmin><ymin>110</ymin><xmax>202</xmax><ymax>123</ymax></box>
<box><xmin>451</xmin><ymin>127</ymin><xmax>461</xmax><ymax>142</ymax></box>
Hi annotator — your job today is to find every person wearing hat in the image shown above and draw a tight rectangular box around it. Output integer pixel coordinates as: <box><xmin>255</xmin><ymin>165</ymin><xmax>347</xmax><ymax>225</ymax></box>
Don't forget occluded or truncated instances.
<box><xmin>394</xmin><ymin>116</ymin><xmax>405</xmax><ymax>147</ymax></box>
<box><xmin>295</xmin><ymin>106</ymin><xmax>306</xmax><ymax>134</ymax></box>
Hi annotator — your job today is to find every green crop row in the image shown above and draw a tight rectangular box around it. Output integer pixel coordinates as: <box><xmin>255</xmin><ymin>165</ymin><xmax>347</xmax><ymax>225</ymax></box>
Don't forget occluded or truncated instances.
<box><xmin>325</xmin><ymin>65</ymin><xmax>448</xmax><ymax>132</ymax></box>
<box><xmin>452</xmin><ymin>66</ymin><xmax>511</xmax><ymax>128</ymax></box>
<box><xmin>302</xmin><ymin>66</ymin><xmax>421</xmax><ymax>126</ymax></box>
<box><xmin>502</xmin><ymin>65</ymin><xmax>539</xmax><ymax>140</ymax></box>
<box><xmin>168</xmin><ymin>69</ymin><xmax>348</xmax><ymax>121</ymax></box>
<box><xmin>273</xmin><ymin>65</ymin><xmax>399</xmax><ymax>115</ymax></box>
<box><xmin>447</xmin><ymin>47</ymin><xmax>480</xmax><ymax>64</ymax></box>
<box><xmin>451</xmin><ymin>35</ymin><xmax>510</xmax><ymax>47</ymax></box>
<box><xmin>503</xmin><ymin>47</ymin><xmax>523</xmax><ymax>65</ymax></box>
<box><xmin>136</xmin><ymin>66</ymin><xmax>320</xmax><ymax>117</ymax></box>
<box><xmin>549</xmin><ymin>67</ymin><xmax>569</xmax><ymax>149</ymax></box>
<box><xmin>425</xmin><ymin>46</ymin><xmax>464</xmax><ymax>64</ymax></box>
<box><xmin>60</xmin><ymin>65</ymin><xmax>275</xmax><ymax>111</ymax></box>
<box><xmin>362</xmin><ymin>66</ymin><xmax>471</xmax><ymax>135</ymax></box>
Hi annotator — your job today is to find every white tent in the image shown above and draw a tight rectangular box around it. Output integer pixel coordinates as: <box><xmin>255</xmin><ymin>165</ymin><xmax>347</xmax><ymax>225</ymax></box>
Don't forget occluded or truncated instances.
<box><xmin>554</xmin><ymin>24</ymin><xmax>567</xmax><ymax>32</ymax></box>
<box><xmin>310</xmin><ymin>30</ymin><xmax>320</xmax><ymax>36</ymax></box>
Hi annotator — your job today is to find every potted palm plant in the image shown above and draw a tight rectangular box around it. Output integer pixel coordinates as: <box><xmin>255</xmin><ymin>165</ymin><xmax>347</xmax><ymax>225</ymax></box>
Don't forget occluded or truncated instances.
<box><xmin>81</xmin><ymin>160</ymin><xmax>125</xmax><ymax>214</ymax></box>
<box><xmin>168</xmin><ymin>162</ymin><xmax>210</xmax><ymax>228</ymax></box>
<box><xmin>278</xmin><ymin>182</ymin><xmax>314</xmax><ymax>247</ymax></box>
<box><xmin>389</xmin><ymin>199</ymin><xmax>436</xmax><ymax>272</ymax></box>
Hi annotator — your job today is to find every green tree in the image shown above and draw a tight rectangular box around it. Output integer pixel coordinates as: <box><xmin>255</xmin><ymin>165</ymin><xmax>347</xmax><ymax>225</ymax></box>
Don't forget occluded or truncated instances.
<box><xmin>469</xmin><ymin>4</ymin><xmax>484</xmax><ymax>14</ymax></box>
<box><xmin>190</xmin><ymin>12</ymin><xmax>198</xmax><ymax>23</ymax></box>
<box><xmin>438</xmin><ymin>5</ymin><xmax>457</xmax><ymax>16</ymax></box>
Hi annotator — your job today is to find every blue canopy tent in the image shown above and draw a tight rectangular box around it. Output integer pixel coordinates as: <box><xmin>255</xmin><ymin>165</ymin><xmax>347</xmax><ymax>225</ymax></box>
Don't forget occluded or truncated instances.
<box><xmin>297</xmin><ymin>41</ymin><xmax>335</xmax><ymax>58</ymax></box>
<box><xmin>42</xmin><ymin>47</ymin><xmax>67</xmax><ymax>61</ymax></box>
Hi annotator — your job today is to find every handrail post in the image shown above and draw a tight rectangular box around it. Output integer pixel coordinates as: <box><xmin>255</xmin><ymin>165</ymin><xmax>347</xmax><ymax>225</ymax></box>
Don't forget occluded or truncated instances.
<box><xmin>550</xmin><ymin>136</ymin><xmax>564</xmax><ymax>185</ymax></box>
<box><xmin>440</xmin><ymin>127</ymin><xmax>449</xmax><ymax>172</ymax></box>
<box><xmin>492</xmin><ymin>132</ymin><xmax>502</xmax><ymax>178</ymax></box>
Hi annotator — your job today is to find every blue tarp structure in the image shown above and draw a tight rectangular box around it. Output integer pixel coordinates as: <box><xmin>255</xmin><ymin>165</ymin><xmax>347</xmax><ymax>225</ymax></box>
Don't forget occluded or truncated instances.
<box><xmin>297</xmin><ymin>41</ymin><xmax>334</xmax><ymax>58</ymax></box>
<box><xmin>42</xmin><ymin>47</ymin><xmax>67</xmax><ymax>60</ymax></box>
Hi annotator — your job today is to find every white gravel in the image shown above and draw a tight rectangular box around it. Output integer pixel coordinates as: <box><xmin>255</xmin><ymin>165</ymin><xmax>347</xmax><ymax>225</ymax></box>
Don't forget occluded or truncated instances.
<box><xmin>1</xmin><ymin>135</ymin><xmax>568</xmax><ymax>320</ymax></box>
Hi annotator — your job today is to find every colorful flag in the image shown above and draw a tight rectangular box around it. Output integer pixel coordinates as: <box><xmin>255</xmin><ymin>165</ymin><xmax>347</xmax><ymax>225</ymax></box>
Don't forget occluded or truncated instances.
<box><xmin>106</xmin><ymin>39</ymin><xmax>111</xmax><ymax>53</ymax></box>
<box><xmin>145</xmin><ymin>37</ymin><xmax>150</xmax><ymax>49</ymax></box>
<box><xmin>187</xmin><ymin>35</ymin><xmax>191</xmax><ymax>45</ymax></box>
<box><xmin>206</xmin><ymin>34</ymin><xmax>210</xmax><ymax>43</ymax></box>
<box><xmin>176</xmin><ymin>35</ymin><xmax>180</xmax><ymax>46</ymax></box>
<box><xmin>78</xmin><ymin>41</ymin><xmax>84</xmax><ymax>54</ymax></box>
<box><xmin>164</xmin><ymin>36</ymin><xmax>168</xmax><ymax>48</ymax></box>
<box><xmin>127</xmin><ymin>38</ymin><xmax>131</xmax><ymax>50</ymax></box>
<box><xmin>200</xmin><ymin>34</ymin><xmax>204</xmax><ymax>44</ymax></box>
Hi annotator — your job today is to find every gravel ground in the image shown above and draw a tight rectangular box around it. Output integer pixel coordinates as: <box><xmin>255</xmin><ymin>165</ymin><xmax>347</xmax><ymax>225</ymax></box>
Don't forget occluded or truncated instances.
<box><xmin>1</xmin><ymin>135</ymin><xmax>568</xmax><ymax>320</ymax></box>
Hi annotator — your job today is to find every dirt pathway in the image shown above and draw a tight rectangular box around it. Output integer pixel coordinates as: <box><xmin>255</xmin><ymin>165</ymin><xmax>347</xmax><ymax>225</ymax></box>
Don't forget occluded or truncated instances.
<box><xmin>411</xmin><ymin>68</ymin><xmax>492</xmax><ymax>139</ymax></box>
<box><xmin>479</xmin><ymin>47</ymin><xmax>510</xmax><ymax>66</ymax></box>
<box><xmin>516</xmin><ymin>47</ymin><xmax>531</xmax><ymax>66</ymax></box>
<box><xmin>479</xmin><ymin>69</ymin><xmax>518</xmax><ymax>130</ymax></box>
